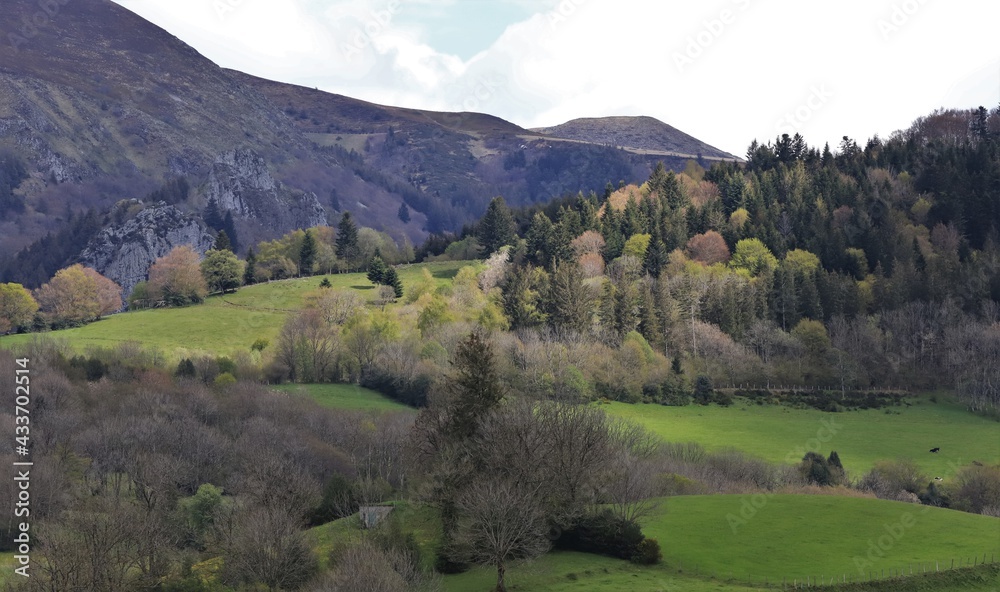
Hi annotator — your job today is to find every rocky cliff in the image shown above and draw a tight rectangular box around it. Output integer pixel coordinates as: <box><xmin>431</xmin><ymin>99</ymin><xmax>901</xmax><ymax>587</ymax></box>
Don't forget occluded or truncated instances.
<box><xmin>203</xmin><ymin>149</ymin><xmax>327</xmax><ymax>246</ymax></box>
<box><xmin>80</xmin><ymin>203</ymin><xmax>215</xmax><ymax>298</ymax></box>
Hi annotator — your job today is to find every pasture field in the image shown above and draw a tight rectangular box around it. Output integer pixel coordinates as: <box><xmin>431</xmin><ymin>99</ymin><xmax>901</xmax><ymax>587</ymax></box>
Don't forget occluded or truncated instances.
<box><xmin>271</xmin><ymin>383</ymin><xmax>411</xmax><ymax>412</ymax></box>
<box><xmin>646</xmin><ymin>495</ymin><xmax>1000</xmax><ymax>583</ymax></box>
<box><xmin>313</xmin><ymin>497</ymin><xmax>1000</xmax><ymax>592</ymax></box>
<box><xmin>605</xmin><ymin>399</ymin><xmax>1000</xmax><ymax>477</ymax></box>
<box><xmin>0</xmin><ymin>261</ymin><xmax>466</xmax><ymax>359</ymax></box>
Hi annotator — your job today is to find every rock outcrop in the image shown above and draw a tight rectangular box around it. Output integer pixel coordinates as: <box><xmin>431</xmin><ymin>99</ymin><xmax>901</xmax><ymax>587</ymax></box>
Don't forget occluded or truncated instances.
<box><xmin>80</xmin><ymin>202</ymin><xmax>215</xmax><ymax>299</ymax></box>
<box><xmin>205</xmin><ymin>149</ymin><xmax>327</xmax><ymax>240</ymax></box>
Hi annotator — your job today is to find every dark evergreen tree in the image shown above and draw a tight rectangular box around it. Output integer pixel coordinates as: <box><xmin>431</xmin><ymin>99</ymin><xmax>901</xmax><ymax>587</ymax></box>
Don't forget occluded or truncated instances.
<box><xmin>367</xmin><ymin>255</ymin><xmax>389</xmax><ymax>285</ymax></box>
<box><xmin>204</xmin><ymin>199</ymin><xmax>224</xmax><ymax>231</ymax></box>
<box><xmin>545</xmin><ymin>260</ymin><xmax>593</xmax><ymax>335</ymax></box>
<box><xmin>243</xmin><ymin>248</ymin><xmax>257</xmax><ymax>285</ymax></box>
<box><xmin>222</xmin><ymin>211</ymin><xmax>239</xmax><ymax>252</ymax></box>
<box><xmin>398</xmin><ymin>202</ymin><xmax>411</xmax><ymax>223</ymax></box>
<box><xmin>383</xmin><ymin>266</ymin><xmax>403</xmax><ymax>298</ymax></box>
<box><xmin>444</xmin><ymin>331</ymin><xmax>506</xmax><ymax>440</ymax></box>
<box><xmin>213</xmin><ymin>230</ymin><xmax>232</xmax><ymax>252</ymax></box>
<box><xmin>335</xmin><ymin>212</ymin><xmax>360</xmax><ymax>270</ymax></box>
<box><xmin>478</xmin><ymin>196</ymin><xmax>516</xmax><ymax>254</ymax></box>
<box><xmin>299</xmin><ymin>229</ymin><xmax>317</xmax><ymax>276</ymax></box>
<box><xmin>525</xmin><ymin>212</ymin><xmax>555</xmax><ymax>267</ymax></box>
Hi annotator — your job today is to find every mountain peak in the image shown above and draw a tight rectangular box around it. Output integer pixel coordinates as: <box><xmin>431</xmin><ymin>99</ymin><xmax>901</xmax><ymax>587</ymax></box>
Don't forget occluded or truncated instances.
<box><xmin>531</xmin><ymin>115</ymin><xmax>737</xmax><ymax>160</ymax></box>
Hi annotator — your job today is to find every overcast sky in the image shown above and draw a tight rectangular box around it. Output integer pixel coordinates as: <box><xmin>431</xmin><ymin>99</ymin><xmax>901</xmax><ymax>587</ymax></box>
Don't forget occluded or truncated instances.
<box><xmin>112</xmin><ymin>0</ymin><xmax>1000</xmax><ymax>156</ymax></box>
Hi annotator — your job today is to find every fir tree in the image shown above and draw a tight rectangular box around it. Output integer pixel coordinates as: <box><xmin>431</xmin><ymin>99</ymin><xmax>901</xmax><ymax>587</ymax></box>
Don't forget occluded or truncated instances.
<box><xmin>367</xmin><ymin>255</ymin><xmax>389</xmax><ymax>285</ymax></box>
<box><xmin>335</xmin><ymin>212</ymin><xmax>360</xmax><ymax>270</ymax></box>
<box><xmin>478</xmin><ymin>196</ymin><xmax>516</xmax><ymax>254</ymax></box>
<box><xmin>243</xmin><ymin>248</ymin><xmax>256</xmax><ymax>285</ymax></box>
<box><xmin>299</xmin><ymin>229</ymin><xmax>317</xmax><ymax>276</ymax></box>
<box><xmin>204</xmin><ymin>199</ymin><xmax>224</xmax><ymax>231</ymax></box>
<box><xmin>383</xmin><ymin>266</ymin><xmax>403</xmax><ymax>298</ymax></box>
<box><xmin>398</xmin><ymin>202</ymin><xmax>411</xmax><ymax>223</ymax></box>
<box><xmin>213</xmin><ymin>230</ymin><xmax>232</xmax><ymax>252</ymax></box>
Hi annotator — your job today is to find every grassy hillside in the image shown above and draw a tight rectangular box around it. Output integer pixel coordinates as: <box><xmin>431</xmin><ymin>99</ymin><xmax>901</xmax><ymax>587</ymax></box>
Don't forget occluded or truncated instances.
<box><xmin>272</xmin><ymin>383</ymin><xmax>412</xmax><ymax>412</ymax></box>
<box><xmin>606</xmin><ymin>399</ymin><xmax>1000</xmax><ymax>477</ymax></box>
<box><xmin>311</xmin><ymin>497</ymin><xmax>999</xmax><ymax>592</ymax></box>
<box><xmin>0</xmin><ymin>261</ymin><xmax>465</xmax><ymax>359</ymax></box>
<box><xmin>649</xmin><ymin>495</ymin><xmax>1000</xmax><ymax>583</ymax></box>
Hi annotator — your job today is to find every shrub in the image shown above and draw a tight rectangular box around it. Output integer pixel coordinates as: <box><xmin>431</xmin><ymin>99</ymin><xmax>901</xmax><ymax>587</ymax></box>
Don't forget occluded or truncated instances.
<box><xmin>693</xmin><ymin>375</ymin><xmax>713</xmax><ymax>405</ymax></box>
<box><xmin>631</xmin><ymin>538</ymin><xmax>662</xmax><ymax>564</ymax></box>
<box><xmin>213</xmin><ymin>372</ymin><xmax>236</xmax><ymax>387</ymax></box>
<box><xmin>555</xmin><ymin>509</ymin><xmax>645</xmax><ymax>560</ymax></box>
<box><xmin>176</xmin><ymin>358</ymin><xmax>196</xmax><ymax>378</ymax></box>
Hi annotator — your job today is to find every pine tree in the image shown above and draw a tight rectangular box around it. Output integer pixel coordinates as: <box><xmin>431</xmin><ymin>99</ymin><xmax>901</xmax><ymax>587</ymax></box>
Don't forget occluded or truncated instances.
<box><xmin>398</xmin><ymin>202</ymin><xmax>411</xmax><ymax>223</ymax></box>
<box><xmin>445</xmin><ymin>331</ymin><xmax>505</xmax><ymax>440</ymax></box>
<box><xmin>643</xmin><ymin>226</ymin><xmax>668</xmax><ymax>278</ymax></box>
<box><xmin>525</xmin><ymin>212</ymin><xmax>555</xmax><ymax>267</ymax></box>
<box><xmin>204</xmin><ymin>199</ymin><xmax>224</xmax><ymax>231</ymax></box>
<box><xmin>213</xmin><ymin>230</ymin><xmax>232</xmax><ymax>252</ymax></box>
<box><xmin>335</xmin><ymin>212</ymin><xmax>360</xmax><ymax>270</ymax></box>
<box><xmin>545</xmin><ymin>259</ymin><xmax>593</xmax><ymax>335</ymax></box>
<box><xmin>367</xmin><ymin>255</ymin><xmax>388</xmax><ymax>285</ymax></box>
<box><xmin>299</xmin><ymin>229</ymin><xmax>317</xmax><ymax>276</ymax></box>
<box><xmin>243</xmin><ymin>248</ymin><xmax>256</xmax><ymax>285</ymax></box>
<box><xmin>478</xmin><ymin>196</ymin><xmax>516</xmax><ymax>255</ymax></box>
<box><xmin>222</xmin><ymin>211</ymin><xmax>239</xmax><ymax>252</ymax></box>
<box><xmin>383</xmin><ymin>266</ymin><xmax>403</xmax><ymax>298</ymax></box>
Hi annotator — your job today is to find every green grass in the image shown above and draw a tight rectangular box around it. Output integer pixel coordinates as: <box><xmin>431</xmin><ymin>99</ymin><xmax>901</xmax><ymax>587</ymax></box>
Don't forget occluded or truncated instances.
<box><xmin>443</xmin><ymin>551</ymin><xmax>770</xmax><ymax>592</ymax></box>
<box><xmin>308</xmin><ymin>496</ymin><xmax>999</xmax><ymax>592</ymax></box>
<box><xmin>445</xmin><ymin>495</ymin><xmax>1000</xmax><ymax>591</ymax></box>
<box><xmin>272</xmin><ymin>383</ymin><xmax>412</xmax><ymax>412</ymax></box>
<box><xmin>0</xmin><ymin>261</ymin><xmax>467</xmax><ymax>359</ymax></box>
<box><xmin>605</xmin><ymin>398</ymin><xmax>1000</xmax><ymax>477</ymax></box>
<box><xmin>0</xmin><ymin>552</ymin><xmax>15</xmax><ymax>586</ymax></box>
<box><xmin>646</xmin><ymin>495</ymin><xmax>1000</xmax><ymax>584</ymax></box>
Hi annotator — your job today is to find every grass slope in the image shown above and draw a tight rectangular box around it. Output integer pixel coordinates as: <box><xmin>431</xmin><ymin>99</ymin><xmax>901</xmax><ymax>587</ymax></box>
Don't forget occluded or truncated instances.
<box><xmin>0</xmin><ymin>261</ymin><xmax>465</xmax><ymax>359</ymax></box>
<box><xmin>272</xmin><ymin>383</ymin><xmax>412</xmax><ymax>412</ymax></box>
<box><xmin>648</xmin><ymin>495</ymin><xmax>1000</xmax><ymax>584</ymax></box>
<box><xmin>605</xmin><ymin>399</ymin><xmax>1000</xmax><ymax>477</ymax></box>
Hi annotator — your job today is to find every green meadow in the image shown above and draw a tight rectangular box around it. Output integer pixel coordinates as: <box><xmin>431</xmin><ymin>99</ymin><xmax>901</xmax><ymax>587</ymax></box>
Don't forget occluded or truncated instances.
<box><xmin>605</xmin><ymin>399</ymin><xmax>1000</xmax><ymax>477</ymax></box>
<box><xmin>0</xmin><ymin>261</ymin><xmax>465</xmax><ymax>360</ymax></box>
<box><xmin>272</xmin><ymin>383</ymin><xmax>411</xmax><ymax>412</ymax></box>
<box><xmin>309</xmin><ymin>497</ymin><xmax>1000</xmax><ymax>592</ymax></box>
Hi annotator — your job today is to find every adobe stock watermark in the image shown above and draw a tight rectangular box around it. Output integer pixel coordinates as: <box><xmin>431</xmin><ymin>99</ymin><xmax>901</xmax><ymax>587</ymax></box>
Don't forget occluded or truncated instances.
<box><xmin>213</xmin><ymin>0</ymin><xmax>248</xmax><ymax>20</ymax></box>
<box><xmin>340</xmin><ymin>0</ymin><xmax>405</xmax><ymax>61</ymax></box>
<box><xmin>852</xmin><ymin>507</ymin><xmax>931</xmax><ymax>575</ymax></box>
<box><xmin>877</xmin><ymin>0</ymin><xmax>930</xmax><ymax>41</ymax></box>
<box><xmin>775</xmin><ymin>85</ymin><xmax>834</xmax><ymax>136</ymax></box>
<box><xmin>8</xmin><ymin>0</ymin><xmax>71</xmax><ymax>53</ymax></box>
<box><xmin>547</xmin><ymin>0</ymin><xmax>588</xmax><ymax>30</ymax></box>
<box><xmin>727</xmin><ymin>416</ymin><xmax>843</xmax><ymax>534</ymax></box>
<box><xmin>673</xmin><ymin>0</ymin><xmax>754</xmax><ymax>74</ymax></box>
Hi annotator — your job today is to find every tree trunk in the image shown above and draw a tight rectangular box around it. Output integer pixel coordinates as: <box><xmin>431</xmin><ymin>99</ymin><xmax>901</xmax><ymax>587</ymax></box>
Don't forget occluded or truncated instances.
<box><xmin>496</xmin><ymin>562</ymin><xmax>506</xmax><ymax>592</ymax></box>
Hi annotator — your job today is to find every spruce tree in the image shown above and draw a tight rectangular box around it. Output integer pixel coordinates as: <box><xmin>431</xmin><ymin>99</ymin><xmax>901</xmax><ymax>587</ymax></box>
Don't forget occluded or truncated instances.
<box><xmin>222</xmin><ymin>211</ymin><xmax>239</xmax><ymax>252</ymax></box>
<box><xmin>445</xmin><ymin>331</ymin><xmax>505</xmax><ymax>440</ymax></box>
<box><xmin>299</xmin><ymin>229</ymin><xmax>317</xmax><ymax>276</ymax></box>
<box><xmin>204</xmin><ymin>199</ymin><xmax>224</xmax><ymax>231</ymax></box>
<box><xmin>335</xmin><ymin>212</ymin><xmax>360</xmax><ymax>270</ymax></box>
<box><xmin>383</xmin><ymin>266</ymin><xmax>403</xmax><ymax>298</ymax></box>
<box><xmin>367</xmin><ymin>255</ymin><xmax>388</xmax><ymax>285</ymax></box>
<box><xmin>213</xmin><ymin>230</ymin><xmax>232</xmax><ymax>252</ymax></box>
<box><xmin>478</xmin><ymin>196</ymin><xmax>516</xmax><ymax>255</ymax></box>
<box><xmin>243</xmin><ymin>248</ymin><xmax>256</xmax><ymax>285</ymax></box>
<box><xmin>398</xmin><ymin>202</ymin><xmax>411</xmax><ymax>223</ymax></box>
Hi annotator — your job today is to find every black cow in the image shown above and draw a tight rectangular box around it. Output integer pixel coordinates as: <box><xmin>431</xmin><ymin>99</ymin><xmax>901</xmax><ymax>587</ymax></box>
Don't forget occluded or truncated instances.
<box><xmin>929</xmin><ymin>447</ymin><xmax>940</xmax><ymax>453</ymax></box>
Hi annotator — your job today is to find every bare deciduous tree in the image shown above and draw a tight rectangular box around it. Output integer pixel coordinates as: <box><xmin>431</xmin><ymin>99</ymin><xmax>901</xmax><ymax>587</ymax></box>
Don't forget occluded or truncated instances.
<box><xmin>452</xmin><ymin>479</ymin><xmax>550</xmax><ymax>592</ymax></box>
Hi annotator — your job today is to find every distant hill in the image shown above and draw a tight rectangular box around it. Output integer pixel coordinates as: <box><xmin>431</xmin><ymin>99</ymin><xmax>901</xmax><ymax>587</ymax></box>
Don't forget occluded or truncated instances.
<box><xmin>532</xmin><ymin>116</ymin><xmax>738</xmax><ymax>160</ymax></box>
<box><xmin>0</xmin><ymin>0</ymin><xmax>738</xmax><ymax>289</ymax></box>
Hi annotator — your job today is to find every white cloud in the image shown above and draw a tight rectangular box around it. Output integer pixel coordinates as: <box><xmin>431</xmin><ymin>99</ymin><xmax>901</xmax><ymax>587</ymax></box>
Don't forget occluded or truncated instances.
<box><xmin>114</xmin><ymin>0</ymin><xmax>1000</xmax><ymax>155</ymax></box>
